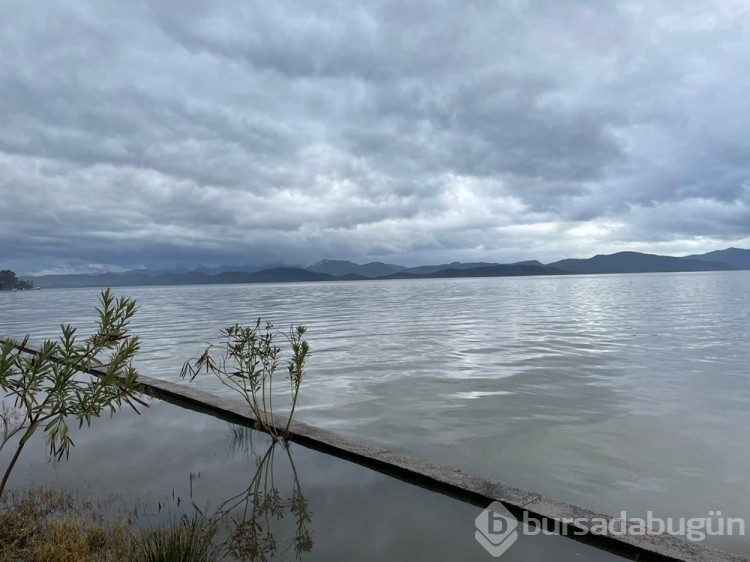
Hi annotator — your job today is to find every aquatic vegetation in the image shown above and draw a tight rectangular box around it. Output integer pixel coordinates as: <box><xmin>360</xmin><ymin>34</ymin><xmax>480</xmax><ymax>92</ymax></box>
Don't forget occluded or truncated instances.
<box><xmin>134</xmin><ymin>511</ymin><xmax>220</xmax><ymax>562</ymax></box>
<box><xmin>181</xmin><ymin>321</ymin><xmax>310</xmax><ymax>441</ymax></box>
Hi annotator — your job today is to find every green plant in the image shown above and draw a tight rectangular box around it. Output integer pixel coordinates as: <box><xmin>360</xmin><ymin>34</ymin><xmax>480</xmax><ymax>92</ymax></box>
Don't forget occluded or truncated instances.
<box><xmin>133</xmin><ymin>511</ymin><xmax>219</xmax><ymax>562</ymax></box>
<box><xmin>0</xmin><ymin>289</ymin><xmax>146</xmax><ymax>496</ymax></box>
<box><xmin>181</xmin><ymin>321</ymin><xmax>310</xmax><ymax>441</ymax></box>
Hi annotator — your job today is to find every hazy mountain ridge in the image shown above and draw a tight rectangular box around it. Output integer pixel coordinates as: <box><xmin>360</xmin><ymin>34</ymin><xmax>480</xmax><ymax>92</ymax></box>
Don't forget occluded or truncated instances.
<box><xmin>306</xmin><ymin>260</ymin><xmax>405</xmax><ymax>278</ymax></box>
<box><xmin>682</xmin><ymin>247</ymin><xmax>750</xmax><ymax>270</ymax></box>
<box><xmin>21</xmin><ymin>247</ymin><xmax>749</xmax><ymax>288</ymax></box>
<box><xmin>510</xmin><ymin>260</ymin><xmax>545</xmax><ymax>267</ymax></box>
<box><xmin>27</xmin><ymin>268</ymin><xmax>357</xmax><ymax>288</ymax></box>
<box><xmin>399</xmin><ymin>261</ymin><xmax>501</xmax><ymax>275</ymax></box>
<box><xmin>380</xmin><ymin>264</ymin><xmax>569</xmax><ymax>279</ymax></box>
<box><xmin>547</xmin><ymin>251</ymin><xmax>737</xmax><ymax>274</ymax></box>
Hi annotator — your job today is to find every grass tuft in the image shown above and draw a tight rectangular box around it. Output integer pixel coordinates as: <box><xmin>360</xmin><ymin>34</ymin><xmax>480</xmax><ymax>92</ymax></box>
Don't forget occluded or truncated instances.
<box><xmin>0</xmin><ymin>487</ymin><xmax>131</xmax><ymax>561</ymax></box>
<box><xmin>0</xmin><ymin>488</ymin><xmax>218</xmax><ymax>562</ymax></box>
<box><xmin>134</xmin><ymin>511</ymin><xmax>219</xmax><ymax>562</ymax></box>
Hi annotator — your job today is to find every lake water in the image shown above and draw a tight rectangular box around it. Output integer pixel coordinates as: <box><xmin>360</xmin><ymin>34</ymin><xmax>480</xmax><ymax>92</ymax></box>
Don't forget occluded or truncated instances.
<box><xmin>0</xmin><ymin>398</ymin><xmax>627</xmax><ymax>561</ymax></box>
<box><xmin>1</xmin><ymin>271</ymin><xmax>749</xmax><ymax>554</ymax></box>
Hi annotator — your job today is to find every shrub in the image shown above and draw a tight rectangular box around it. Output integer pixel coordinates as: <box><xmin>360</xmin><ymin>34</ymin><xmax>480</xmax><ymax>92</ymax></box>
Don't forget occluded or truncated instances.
<box><xmin>0</xmin><ymin>289</ymin><xmax>146</xmax><ymax>496</ymax></box>
<box><xmin>181</xmin><ymin>321</ymin><xmax>310</xmax><ymax>441</ymax></box>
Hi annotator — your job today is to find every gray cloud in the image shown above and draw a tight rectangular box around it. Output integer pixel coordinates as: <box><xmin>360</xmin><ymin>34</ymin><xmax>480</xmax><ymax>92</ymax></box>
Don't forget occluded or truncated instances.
<box><xmin>1</xmin><ymin>0</ymin><xmax>749</xmax><ymax>274</ymax></box>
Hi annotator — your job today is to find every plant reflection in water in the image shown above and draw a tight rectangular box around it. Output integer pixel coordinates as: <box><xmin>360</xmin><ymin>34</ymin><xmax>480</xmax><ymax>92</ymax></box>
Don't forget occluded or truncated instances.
<box><xmin>200</xmin><ymin>424</ymin><xmax>313</xmax><ymax>561</ymax></box>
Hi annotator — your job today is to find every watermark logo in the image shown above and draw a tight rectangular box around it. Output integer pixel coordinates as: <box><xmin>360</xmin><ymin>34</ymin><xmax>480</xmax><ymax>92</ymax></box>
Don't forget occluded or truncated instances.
<box><xmin>475</xmin><ymin>502</ymin><xmax>746</xmax><ymax>557</ymax></box>
<box><xmin>520</xmin><ymin>510</ymin><xmax>745</xmax><ymax>543</ymax></box>
<box><xmin>475</xmin><ymin>501</ymin><xmax>519</xmax><ymax>557</ymax></box>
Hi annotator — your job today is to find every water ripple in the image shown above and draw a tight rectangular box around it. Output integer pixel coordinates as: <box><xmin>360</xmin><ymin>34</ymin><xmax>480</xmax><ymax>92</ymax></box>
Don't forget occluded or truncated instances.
<box><xmin>2</xmin><ymin>271</ymin><xmax>750</xmax><ymax>554</ymax></box>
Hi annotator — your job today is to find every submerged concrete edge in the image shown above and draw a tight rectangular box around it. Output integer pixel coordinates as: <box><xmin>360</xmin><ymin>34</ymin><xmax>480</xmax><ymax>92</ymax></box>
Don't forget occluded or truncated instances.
<box><xmin>2</xmin><ymin>339</ymin><xmax>746</xmax><ymax>562</ymax></box>
<box><xmin>134</xmin><ymin>375</ymin><xmax>746</xmax><ymax>562</ymax></box>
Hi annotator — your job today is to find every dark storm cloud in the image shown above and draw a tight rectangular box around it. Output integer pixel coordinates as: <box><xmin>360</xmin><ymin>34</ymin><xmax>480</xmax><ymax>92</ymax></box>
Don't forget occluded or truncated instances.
<box><xmin>1</xmin><ymin>0</ymin><xmax>749</xmax><ymax>274</ymax></box>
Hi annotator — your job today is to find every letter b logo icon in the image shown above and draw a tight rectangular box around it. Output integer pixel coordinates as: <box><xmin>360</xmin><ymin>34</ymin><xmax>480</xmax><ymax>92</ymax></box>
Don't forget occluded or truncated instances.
<box><xmin>475</xmin><ymin>501</ymin><xmax>519</xmax><ymax>557</ymax></box>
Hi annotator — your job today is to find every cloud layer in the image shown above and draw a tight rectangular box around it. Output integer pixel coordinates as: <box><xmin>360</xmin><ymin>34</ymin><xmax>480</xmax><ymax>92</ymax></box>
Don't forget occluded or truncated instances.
<box><xmin>2</xmin><ymin>0</ymin><xmax>749</xmax><ymax>274</ymax></box>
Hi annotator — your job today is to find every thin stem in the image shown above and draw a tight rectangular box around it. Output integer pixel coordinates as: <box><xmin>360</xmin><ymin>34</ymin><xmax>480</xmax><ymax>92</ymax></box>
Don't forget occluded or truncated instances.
<box><xmin>261</xmin><ymin>366</ymin><xmax>270</xmax><ymax>437</ymax></box>
<box><xmin>0</xmin><ymin>411</ymin><xmax>27</xmax><ymax>455</ymax></box>
<box><xmin>284</xmin><ymin>384</ymin><xmax>300</xmax><ymax>438</ymax></box>
<box><xmin>267</xmin><ymin>368</ymin><xmax>276</xmax><ymax>439</ymax></box>
<box><xmin>0</xmin><ymin>435</ymin><xmax>28</xmax><ymax>496</ymax></box>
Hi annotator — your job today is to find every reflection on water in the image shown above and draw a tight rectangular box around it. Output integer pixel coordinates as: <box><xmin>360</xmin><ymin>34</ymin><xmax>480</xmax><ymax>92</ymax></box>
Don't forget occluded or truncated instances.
<box><xmin>216</xmin><ymin>432</ymin><xmax>313</xmax><ymax>560</ymax></box>
<box><xmin>0</xmin><ymin>399</ymin><xmax>628</xmax><ymax>561</ymax></box>
<box><xmin>145</xmin><ymin>426</ymin><xmax>315</xmax><ymax>561</ymax></box>
<box><xmin>1</xmin><ymin>271</ymin><xmax>749</xmax><ymax>555</ymax></box>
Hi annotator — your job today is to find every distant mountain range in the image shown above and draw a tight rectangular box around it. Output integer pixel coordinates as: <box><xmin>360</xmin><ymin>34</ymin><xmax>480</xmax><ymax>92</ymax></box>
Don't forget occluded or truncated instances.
<box><xmin>21</xmin><ymin>247</ymin><xmax>750</xmax><ymax>289</ymax></box>
<box><xmin>547</xmin><ymin>252</ymin><xmax>734</xmax><ymax>275</ymax></box>
<box><xmin>306</xmin><ymin>260</ymin><xmax>405</xmax><ymax>277</ymax></box>
<box><xmin>683</xmin><ymin>247</ymin><xmax>750</xmax><ymax>270</ymax></box>
<box><xmin>23</xmin><ymin>268</ymin><xmax>359</xmax><ymax>289</ymax></box>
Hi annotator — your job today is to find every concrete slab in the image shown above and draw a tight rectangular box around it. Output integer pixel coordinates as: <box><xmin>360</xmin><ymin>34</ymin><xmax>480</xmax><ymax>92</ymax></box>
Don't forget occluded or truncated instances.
<box><xmin>3</xmin><ymin>339</ymin><xmax>747</xmax><ymax>562</ymax></box>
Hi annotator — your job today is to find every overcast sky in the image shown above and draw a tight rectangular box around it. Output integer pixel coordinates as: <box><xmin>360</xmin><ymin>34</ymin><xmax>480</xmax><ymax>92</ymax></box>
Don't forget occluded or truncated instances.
<box><xmin>2</xmin><ymin>0</ymin><xmax>749</xmax><ymax>274</ymax></box>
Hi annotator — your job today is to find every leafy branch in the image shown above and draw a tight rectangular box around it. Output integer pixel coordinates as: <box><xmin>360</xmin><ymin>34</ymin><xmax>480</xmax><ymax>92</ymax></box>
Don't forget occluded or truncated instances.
<box><xmin>0</xmin><ymin>289</ymin><xmax>147</xmax><ymax>496</ymax></box>
<box><xmin>181</xmin><ymin>321</ymin><xmax>310</xmax><ymax>442</ymax></box>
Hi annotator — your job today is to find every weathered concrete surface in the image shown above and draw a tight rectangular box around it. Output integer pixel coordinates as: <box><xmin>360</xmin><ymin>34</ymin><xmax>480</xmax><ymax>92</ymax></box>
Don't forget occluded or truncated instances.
<box><xmin>134</xmin><ymin>376</ymin><xmax>750</xmax><ymax>562</ymax></box>
<box><xmin>129</xmin><ymin>375</ymin><xmax>750</xmax><ymax>561</ymax></box>
<box><xmin>3</xmin><ymin>339</ymin><xmax>747</xmax><ymax>562</ymax></box>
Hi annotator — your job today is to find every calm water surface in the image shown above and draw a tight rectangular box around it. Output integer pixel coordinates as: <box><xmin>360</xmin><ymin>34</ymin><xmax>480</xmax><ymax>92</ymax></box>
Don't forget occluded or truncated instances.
<box><xmin>1</xmin><ymin>271</ymin><xmax>749</xmax><ymax>554</ymax></box>
<box><xmin>2</xmin><ymin>399</ymin><xmax>624</xmax><ymax>561</ymax></box>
